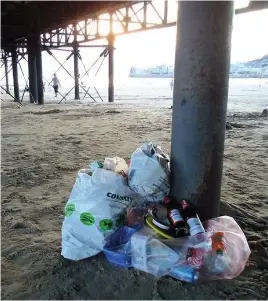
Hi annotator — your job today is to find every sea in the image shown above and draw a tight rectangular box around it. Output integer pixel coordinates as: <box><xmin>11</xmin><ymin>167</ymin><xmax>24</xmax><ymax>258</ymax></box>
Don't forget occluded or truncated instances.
<box><xmin>3</xmin><ymin>78</ymin><xmax>268</xmax><ymax>113</ymax></box>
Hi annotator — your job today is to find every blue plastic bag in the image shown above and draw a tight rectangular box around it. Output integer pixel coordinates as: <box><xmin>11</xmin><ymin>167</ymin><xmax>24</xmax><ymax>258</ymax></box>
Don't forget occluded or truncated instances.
<box><xmin>103</xmin><ymin>226</ymin><xmax>140</xmax><ymax>267</ymax></box>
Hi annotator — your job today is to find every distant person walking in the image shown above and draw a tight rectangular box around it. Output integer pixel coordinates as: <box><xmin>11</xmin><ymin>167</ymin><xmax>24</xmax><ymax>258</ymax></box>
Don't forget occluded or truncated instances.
<box><xmin>50</xmin><ymin>74</ymin><xmax>61</xmax><ymax>97</ymax></box>
<box><xmin>170</xmin><ymin>79</ymin><xmax>174</xmax><ymax>91</ymax></box>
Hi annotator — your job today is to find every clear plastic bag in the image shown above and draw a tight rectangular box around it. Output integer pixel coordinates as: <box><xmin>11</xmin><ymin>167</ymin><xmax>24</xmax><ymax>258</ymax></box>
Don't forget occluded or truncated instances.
<box><xmin>99</xmin><ymin>215</ymin><xmax>251</xmax><ymax>283</ymax></box>
<box><xmin>130</xmin><ymin>227</ymin><xmax>188</xmax><ymax>277</ymax></box>
<box><xmin>167</xmin><ymin>216</ymin><xmax>251</xmax><ymax>282</ymax></box>
<box><xmin>199</xmin><ymin>216</ymin><xmax>251</xmax><ymax>280</ymax></box>
<box><xmin>103</xmin><ymin>226</ymin><xmax>141</xmax><ymax>267</ymax></box>
<box><xmin>102</xmin><ymin>225</ymin><xmax>190</xmax><ymax>278</ymax></box>
<box><xmin>128</xmin><ymin>142</ymin><xmax>170</xmax><ymax>203</ymax></box>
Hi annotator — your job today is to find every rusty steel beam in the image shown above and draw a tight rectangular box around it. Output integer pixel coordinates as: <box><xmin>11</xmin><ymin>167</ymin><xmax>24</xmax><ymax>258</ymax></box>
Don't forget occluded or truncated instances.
<box><xmin>3</xmin><ymin>54</ymin><xmax>10</xmax><ymax>94</ymax></box>
<box><xmin>35</xmin><ymin>35</ymin><xmax>44</xmax><ymax>104</ymax></box>
<box><xmin>27</xmin><ymin>36</ymin><xmax>38</xmax><ymax>103</ymax></box>
<box><xmin>73</xmin><ymin>24</ymin><xmax>80</xmax><ymax>100</ymax></box>
<box><xmin>39</xmin><ymin>1</ymin><xmax>175</xmax><ymax>47</ymax></box>
<box><xmin>2</xmin><ymin>0</ymin><xmax>268</xmax><ymax>53</ymax></box>
<box><xmin>11</xmin><ymin>48</ymin><xmax>20</xmax><ymax>102</ymax></box>
<box><xmin>108</xmin><ymin>33</ymin><xmax>115</xmax><ymax>103</ymax></box>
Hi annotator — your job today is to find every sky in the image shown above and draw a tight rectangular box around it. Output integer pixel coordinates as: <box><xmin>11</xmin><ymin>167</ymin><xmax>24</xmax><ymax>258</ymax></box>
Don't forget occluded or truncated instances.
<box><xmin>114</xmin><ymin>6</ymin><xmax>268</xmax><ymax>67</ymax></box>
<box><xmin>2</xmin><ymin>2</ymin><xmax>268</xmax><ymax>88</ymax></box>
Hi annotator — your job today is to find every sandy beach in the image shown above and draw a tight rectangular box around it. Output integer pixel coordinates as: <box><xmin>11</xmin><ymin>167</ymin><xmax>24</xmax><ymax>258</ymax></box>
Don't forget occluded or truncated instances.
<box><xmin>1</xmin><ymin>98</ymin><xmax>268</xmax><ymax>299</ymax></box>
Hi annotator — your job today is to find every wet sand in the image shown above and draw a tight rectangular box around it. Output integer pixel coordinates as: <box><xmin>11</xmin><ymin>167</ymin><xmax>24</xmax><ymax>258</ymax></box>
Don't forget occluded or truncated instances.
<box><xmin>1</xmin><ymin>99</ymin><xmax>268</xmax><ymax>300</ymax></box>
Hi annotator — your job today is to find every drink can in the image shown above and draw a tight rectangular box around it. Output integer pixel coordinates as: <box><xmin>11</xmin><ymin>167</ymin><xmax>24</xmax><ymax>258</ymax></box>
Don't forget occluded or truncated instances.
<box><xmin>170</xmin><ymin>264</ymin><xmax>199</xmax><ymax>283</ymax></box>
<box><xmin>186</xmin><ymin>247</ymin><xmax>206</xmax><ymax>268</ymax></box>
<box><xmin>169</xmin><ymin>209</ymin><xmax>184</xmax><ymax>224</ymax></box>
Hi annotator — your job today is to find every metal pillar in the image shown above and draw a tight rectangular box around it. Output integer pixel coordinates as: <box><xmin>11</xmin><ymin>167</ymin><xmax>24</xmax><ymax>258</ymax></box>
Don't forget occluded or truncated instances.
<box><xmin>73</xmin><ymin>42</ymin><xmax>80</xmax><ymax>100</ymax></box>
<box><xmin>11</xmin><ymin>48</ymin><xmax>20</xmax><ymax>102</ymax></box>
<box><xmin>170</xmin><ymin>1</ymin><xmax>234</xmax><ymax>221</ymax></box>
<box><xmin>3</xmin><ymin>54</ymin><xmax>10</xmax><ymax>94</ymax></box>
<box><xmin>27</xmin><ymin>36</ymin><xmax>38</xmax><ymax>103</ymax></box>
<box><xmin>35</xmin><ymin>35</ymin><xmax>44</xmax><ymax>104</ymax></box>
<box><xmin>108</xmin><ymin>33</ymin><xmax>115</xmax><ymax>103</ymax></box>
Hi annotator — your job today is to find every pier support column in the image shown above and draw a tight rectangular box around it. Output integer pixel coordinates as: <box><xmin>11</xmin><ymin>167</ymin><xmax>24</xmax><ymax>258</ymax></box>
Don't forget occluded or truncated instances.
<box><xmin>73</xmin><ymin>41</ymin><xmax>80</xmax><ymax>100</ymax></box>
<box><xmin>35</xmin><ymin>35</ymin><xmax>44</xmax><ymax>105</ymax></box>
<box><xmin>108</xmin><ymin>33</ymin><xmax>115</xmax><ymax>103</ymax></box>
<box><xmin>11</xmin><ymin>48</ymin><xmax>19</xmax><ymax>102</ymax></box>
<box><xmin>4</xmin><ymin>54</ymin><xmax>10</xmax><ymax>94</ymax></box>
<box><xmin>27</xmin><ymin>36</ymin><xmax>38</xmax><ymax>103</ymax></box>
<box><xmin>170</xmin><ymin>1</ymin><xmax>234</xmax><ymax>221</ymax></box>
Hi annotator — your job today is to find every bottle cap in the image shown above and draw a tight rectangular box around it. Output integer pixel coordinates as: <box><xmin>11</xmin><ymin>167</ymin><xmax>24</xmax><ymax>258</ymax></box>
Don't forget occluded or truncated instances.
<box><xmin>214</xmin><ymin>232</ymin><xmax>224</xmax><ymax>241</ymax></box>
<box><xmin>97</xmin><ymin>162</ymin><xmax>104</xmax><ymax>168</ymax></box>
<box><xmin>163</xmin><ymin>196</ymin><xmax>170</xmax><ymax>205</ymax></box>
<box><xmin>216</xmin><ymin>249</ymin><xmax>223</xmax><ymax>255</ymax></box>
<box><xmin>212</xmin><ymin>232</ymin><xmax>225</xmax><ymax>252</ymax></box>
<box><xmin>181</xmin><ymin>199</ymin><xmax>189</xmax><ymax>209</ymax></box>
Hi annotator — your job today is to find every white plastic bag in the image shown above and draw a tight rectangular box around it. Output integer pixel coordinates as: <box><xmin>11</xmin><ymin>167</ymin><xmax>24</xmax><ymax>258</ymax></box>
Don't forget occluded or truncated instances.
<box><xmin>61</xmin><ymin>167</ymin><xmax>139</xmax><ymax>261</ymax></box>
<box><xmin>128</xmin><ymin>142</ymin><xmax>170</xmax><ymax>203</ymax></box>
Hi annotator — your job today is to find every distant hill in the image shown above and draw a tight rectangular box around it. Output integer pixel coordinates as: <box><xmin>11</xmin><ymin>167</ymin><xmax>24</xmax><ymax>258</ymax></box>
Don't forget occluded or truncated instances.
<box><xmin>230</xmin><ymin>55</ymin><xmax>268</xmax><ymax>78</ymax></box>
<box><xmin>245</xmin><ymin>54</ymin><xmax>268</xmax><ymax>68</ymax></box>
<box><xmin>128</xmin><ymin>55</ymin><xmax>268</xmax><ymax>79</ymax></box>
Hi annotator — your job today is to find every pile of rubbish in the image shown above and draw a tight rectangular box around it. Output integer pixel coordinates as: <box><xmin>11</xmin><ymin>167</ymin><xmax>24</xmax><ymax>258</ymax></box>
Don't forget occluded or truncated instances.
<box><xmin>61</xmin><ymin>142</ymin><xmax>251</xmax><ymax>283</ymax></box>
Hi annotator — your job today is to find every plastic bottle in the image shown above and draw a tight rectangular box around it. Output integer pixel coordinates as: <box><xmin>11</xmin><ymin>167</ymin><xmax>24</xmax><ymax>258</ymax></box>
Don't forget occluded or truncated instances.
<box><xmin>211</xmin><ymin>253</ymin><xmax>226</xmax><ymax>273</ymax></box>
<box><xmin>164</xmin><ymin>196</ymin><xmax>185</xmax><ymax>237</ymax></box>
<box><xmin>180</xmin><ymin>200</ymin><xmax>205</xmax><ymax>236</ymax></box>
<box><xmin>200</xmin><ymin>232</ymin><xmax>227</xmax><ymax>276</ymax></box>
<box><xmin>210</xmin><ymin>232</ymin><xmax>227</xmax><ymax>273</ymax></box>
<box><xmin>212</xmin><ymin>232</ymin><xmax>225</xmax><ymax>253</ymax></box>
<box><xmin>180</xmin><ymin>200</ymin><xmax>209</xmax><ymax>268</ymax></box>
<box><xmin>201</xmin><ymin>251</ymin><xmax>227</xmax><ymax>276</ymax></box>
